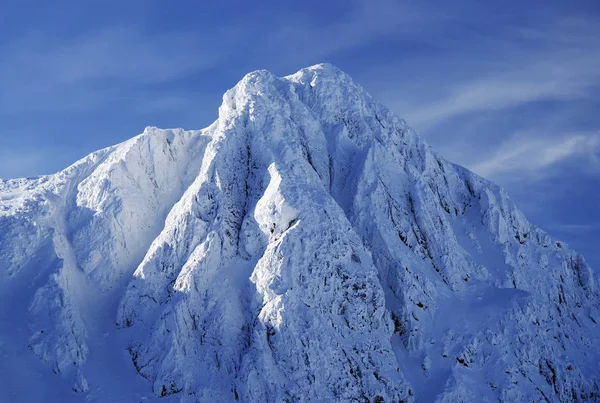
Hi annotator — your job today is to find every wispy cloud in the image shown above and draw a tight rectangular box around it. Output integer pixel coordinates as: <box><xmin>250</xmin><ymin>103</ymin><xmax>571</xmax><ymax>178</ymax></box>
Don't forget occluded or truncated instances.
<box><xmin>357</xmin><ymin>12</ymin><xmax>600</xmax><ymax>191</ymax></box>
<box><xmin>404</xmin><ymin>58</ymin><xmax>599</xmax><ymax>129</ymax></box>
<box><xmin>471</xmin><ymin>131</ymin><xmax>600</xmax><ymax>178</ymax></box>
<box><xmin>5</xmin><ymin>28</ymin><xmax>212</xmax><ymax>83</ymax></box>
<box><xmin>376</xmin><ymin>15</ymin><xmax>600</xmax><ymax>131</ymax></box>
<box><xmin>0</xmin><ymin>1</ymin><xmax>443</xmax><ymax>115</ymax></box>
<box><xmin>1</xmin><ymin>0</ymin><xmax>598</xmax><ymax>188</ymax></box>
<box><xmin>0</xmin><ymin>25</ymin><xmax>236</xmax><ymax>113</ymax></box>
<box><xmin>245</xmin><ymin>0</ymin><xmax>449</xmax><ymax>72</ymax></box>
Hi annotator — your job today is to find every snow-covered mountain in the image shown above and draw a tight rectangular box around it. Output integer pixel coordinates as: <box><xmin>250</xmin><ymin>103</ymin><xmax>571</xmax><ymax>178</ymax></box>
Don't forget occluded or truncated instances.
<box><xmin>0</xmin><ymin>64</ymin><xmax>598</xmax><ymax>402</ymax></box>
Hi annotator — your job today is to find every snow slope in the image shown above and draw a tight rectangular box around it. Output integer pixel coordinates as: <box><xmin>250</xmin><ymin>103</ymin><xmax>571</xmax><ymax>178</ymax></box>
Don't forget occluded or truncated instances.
<box><xmin>0</xmin><ymin>64</ymin><xmax>598</xmax><ymax>402</ymax></box>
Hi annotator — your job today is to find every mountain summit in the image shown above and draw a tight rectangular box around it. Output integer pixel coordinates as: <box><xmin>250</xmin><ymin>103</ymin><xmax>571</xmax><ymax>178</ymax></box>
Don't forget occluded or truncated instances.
<box><xmin>1</xmin><ymin>64</ymin><xmax>598</xmax><ymax>402</ymax></box>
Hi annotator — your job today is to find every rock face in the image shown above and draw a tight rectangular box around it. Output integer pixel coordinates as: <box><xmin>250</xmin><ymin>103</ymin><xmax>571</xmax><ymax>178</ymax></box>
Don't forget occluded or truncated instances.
<box><xmin>0</xmin><ymin>64</ymin><xmax>598</xmax><ymax>402</ymax></box>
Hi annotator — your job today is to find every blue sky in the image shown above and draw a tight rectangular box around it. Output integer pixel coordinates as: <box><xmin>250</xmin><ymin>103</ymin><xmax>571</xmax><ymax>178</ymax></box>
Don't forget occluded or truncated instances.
<box><xmin>1</xmin><ymin>0</ymin><xmax>598</xmax><ymax>267</ymax></box>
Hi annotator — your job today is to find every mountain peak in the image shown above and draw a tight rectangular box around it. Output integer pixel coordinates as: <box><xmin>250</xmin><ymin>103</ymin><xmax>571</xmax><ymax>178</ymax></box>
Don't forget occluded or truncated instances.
<box><xmin>286</xmin><ymin>62</ymin><xmax>357</xmax><ymax>91</ymax></box>
<box><xmin>236</xmin><ymin>63</ymin><xmax>349</xmax><ymax>84</ymax></box>
<box><xmin>1</xmin><ymin>65</ymin><xmax>598</xmax><ymax>402</ymax></box>
<box><xmin>289</xmin><ymin>62</ymin><xmax>351</xmax><ymax>79</ymax></box>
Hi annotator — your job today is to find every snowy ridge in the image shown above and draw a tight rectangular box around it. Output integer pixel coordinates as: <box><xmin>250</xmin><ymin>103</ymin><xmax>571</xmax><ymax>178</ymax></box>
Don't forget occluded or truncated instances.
<box><xmin>0</xmin><ymin>64</ymin><xmax>598</xmax><ymax>402</ymax></box>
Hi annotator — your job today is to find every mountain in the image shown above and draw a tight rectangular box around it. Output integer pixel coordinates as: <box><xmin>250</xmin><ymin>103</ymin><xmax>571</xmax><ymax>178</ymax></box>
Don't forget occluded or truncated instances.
<box><xmin>0</xmin><ymin>64</ymin><xmax>598</xmax><ymax>402</ymax></box>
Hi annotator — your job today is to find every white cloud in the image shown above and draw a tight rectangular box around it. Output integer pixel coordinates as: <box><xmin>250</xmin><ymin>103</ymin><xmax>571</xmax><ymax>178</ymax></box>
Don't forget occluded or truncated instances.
<box><xmin>471</xmin><ymin>131</ymin><xmax>600</xmax><ymax>178</ymax></box>
<box><xmin>395</xmin><ymin>47</ymin><xmax>600</xmax><ymax>129</ymax></box>
<box><xmin>251</xmin><ymin>0</ymin><xmax>451</xmax><ymax>72</ymax></box>
<box><xmin>4</xmin><ymin>25</ymin><xmax>230</xmax><ymax>83</ymax></box>
<box><xmin>369</xmin><ymin>15</ymin><xmax>600</xmax><ymax>130</ymax></box>
<box><xmin>407</xmin><ymin>71</ymin><xmax>596</xmax><ymax>129</ymax></box>
<box><xmin>0</xmin><ymin>25</ymin><xmax>237</xmax><ymax>113</ymax></box>
<box><xmin>354</xmin><ymin>13</ymin><xmax>600</xmax><ymax>189</ymax></box>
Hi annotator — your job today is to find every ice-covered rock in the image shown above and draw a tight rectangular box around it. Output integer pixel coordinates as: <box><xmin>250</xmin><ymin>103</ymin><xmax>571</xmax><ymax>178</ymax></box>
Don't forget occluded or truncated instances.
<box><xmin>0</xmin><ymin>63</ymin><xmax>598</xmax><ymax>402</ymax></box>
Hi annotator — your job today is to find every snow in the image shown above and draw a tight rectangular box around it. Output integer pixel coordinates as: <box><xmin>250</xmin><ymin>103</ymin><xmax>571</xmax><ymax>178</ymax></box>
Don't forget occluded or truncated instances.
<box><xmin>0</xmin><ymin>63</ymin><xmax>598</xmax><ymax>402</ymax></box>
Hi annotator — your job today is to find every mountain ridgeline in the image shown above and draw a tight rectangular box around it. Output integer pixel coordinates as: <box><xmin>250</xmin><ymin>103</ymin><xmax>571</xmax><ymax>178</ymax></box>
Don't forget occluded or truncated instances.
<box><xmin>0</xmin><ymin>64</ymin><xmax>598</xmax><ymax>402</ymax></box>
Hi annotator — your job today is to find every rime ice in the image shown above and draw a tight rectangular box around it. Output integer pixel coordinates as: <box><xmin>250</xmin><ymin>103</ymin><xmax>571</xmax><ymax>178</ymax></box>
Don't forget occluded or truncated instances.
<box><xmin>0</xmin><ymin>64</ymin><xmax>598</xmax><ymax>402</ymax></box>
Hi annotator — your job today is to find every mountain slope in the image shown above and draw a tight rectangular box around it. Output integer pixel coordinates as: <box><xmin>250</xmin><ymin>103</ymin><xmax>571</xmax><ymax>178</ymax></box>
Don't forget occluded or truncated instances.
<box><xmin>0</xmin><ymin>64</ymin><xmax>598</xmax><ymax>402</ymax></box>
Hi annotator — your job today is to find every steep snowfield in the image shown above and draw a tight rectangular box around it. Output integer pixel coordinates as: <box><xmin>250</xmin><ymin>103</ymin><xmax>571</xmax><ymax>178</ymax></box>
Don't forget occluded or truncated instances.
<box><xmin>0</xmin><ymin>64</ymin><xmax>598</xmax><ymax>402</ymax></box>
